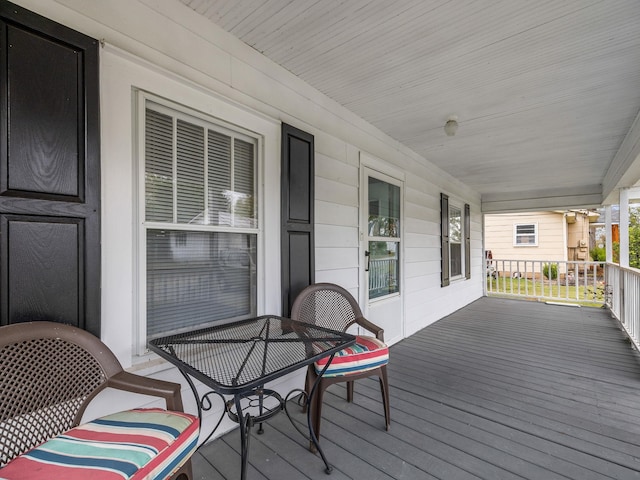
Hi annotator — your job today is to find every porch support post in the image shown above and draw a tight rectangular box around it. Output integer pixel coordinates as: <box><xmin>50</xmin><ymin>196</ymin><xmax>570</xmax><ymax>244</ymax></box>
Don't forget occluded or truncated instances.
<box><xmin>620</xmin><ymin>188</ymin><xmax>630</xmax><ymax>268</ymax></box>
<box><xmin>482</xmin><ymin>213</ymin><xmax>487</xmax><ymax>297</ymax></box>
<box><xmin>605</xmin><ymin>205</ymin><xmax>613</xmax><ymax>264</ymax></box>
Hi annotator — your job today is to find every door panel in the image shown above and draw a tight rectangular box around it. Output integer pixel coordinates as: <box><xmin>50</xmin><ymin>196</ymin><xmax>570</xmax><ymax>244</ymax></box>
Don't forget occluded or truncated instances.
<box><xmin>0</xmin><ymin>1</ymin><xmax>100</xmax><ymax>335</ymax></box>
<box><xmin>362</xmin><ymin>167</ymin><xmax>403</xmax><ymax>345</ymax></box>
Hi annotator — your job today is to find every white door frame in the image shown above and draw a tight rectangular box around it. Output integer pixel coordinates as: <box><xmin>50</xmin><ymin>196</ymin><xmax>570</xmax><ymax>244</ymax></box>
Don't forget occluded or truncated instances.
<box><xmin>359</xmin><ymin>152</ymin><xmax>405</xmax><ymax>344</ymax></box>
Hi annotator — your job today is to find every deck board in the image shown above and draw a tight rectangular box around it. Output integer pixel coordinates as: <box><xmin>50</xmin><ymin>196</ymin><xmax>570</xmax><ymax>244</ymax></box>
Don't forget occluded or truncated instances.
<box><xmin>191</xmin><ymin>297</ymin><xmax>640</xmax><ymax>479</ymax></box>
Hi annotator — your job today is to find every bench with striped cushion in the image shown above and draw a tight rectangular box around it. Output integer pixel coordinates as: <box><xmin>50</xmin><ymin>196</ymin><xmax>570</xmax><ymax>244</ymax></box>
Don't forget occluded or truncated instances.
<box><xmin>314</xmin><ymin>335</ymin><xmax>389</xmax><ymax>377</ymax></box>
<box><xmin>0</xmin><ymin>408</ymin><xmax>199</xmax><ymax>480</ymax></box>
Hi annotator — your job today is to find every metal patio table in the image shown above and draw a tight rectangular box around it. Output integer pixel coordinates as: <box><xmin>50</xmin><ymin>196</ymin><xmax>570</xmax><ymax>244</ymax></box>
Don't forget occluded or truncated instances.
<box><xmin>148</xmin><ymin>315</ymin><xmax>355</xmax><ymax>479</ymax></box>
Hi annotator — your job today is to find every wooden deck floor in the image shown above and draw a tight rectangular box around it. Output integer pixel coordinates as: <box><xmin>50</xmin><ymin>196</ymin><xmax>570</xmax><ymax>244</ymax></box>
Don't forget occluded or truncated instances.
<box><xmin>191</xmin><ymin>297</ymin><xmax>640</xmax><ymax>479</ymax></box>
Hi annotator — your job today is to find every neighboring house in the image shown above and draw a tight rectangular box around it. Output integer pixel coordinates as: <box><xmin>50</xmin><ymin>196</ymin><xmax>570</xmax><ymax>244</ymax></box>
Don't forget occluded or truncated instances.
<box><xmin>485</xmin><ymin>210</ymin><xmax>600</xmax><ymax>275</ymax></box>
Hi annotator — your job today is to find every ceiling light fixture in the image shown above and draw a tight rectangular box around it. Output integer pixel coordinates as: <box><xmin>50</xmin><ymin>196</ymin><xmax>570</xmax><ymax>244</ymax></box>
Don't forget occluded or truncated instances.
<box><xmin>444</xmin><ymin>116</ymin><xmax>458</xmax><ymax>136</ymax></box>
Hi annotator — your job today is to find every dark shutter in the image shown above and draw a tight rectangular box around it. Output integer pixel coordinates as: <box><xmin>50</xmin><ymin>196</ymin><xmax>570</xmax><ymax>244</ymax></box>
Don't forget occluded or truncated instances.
<box><xmin>440</xmin><ymin>193</ymin><xmax>450</xmax><ymax>287</ymax></box>
<box><xmin>465</xmin><ymin>203</ymin><xmax>471</xmax><ymax>279</ymax></box>
<box><xmin>281</xmin><ymin>123</ymin><xmax>314</xmax><ymax>317</ymax></box>
<box><xmin>0</xmin><ymin>1</ymin><xmax>100</xmax><ymax>336</ymax></box>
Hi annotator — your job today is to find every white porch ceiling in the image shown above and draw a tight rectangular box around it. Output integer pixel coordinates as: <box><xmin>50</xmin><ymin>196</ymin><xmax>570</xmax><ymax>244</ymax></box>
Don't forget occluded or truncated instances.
<box><xmin>178</xmin><ymin>0</ymin><xmax>640</xmax><ymax>211</ymax></box>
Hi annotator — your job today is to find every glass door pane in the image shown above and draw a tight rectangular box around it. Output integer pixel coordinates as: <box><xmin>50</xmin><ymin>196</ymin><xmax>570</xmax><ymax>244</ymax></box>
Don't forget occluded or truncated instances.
<box><xmin>368</xmin><ymin>241</ymin><xmax>399</xmax><ymax>299</ymax></box>
<box><xmin>367</xmin><ymin>176</ymin><xmax>400</xmax><ymax>299</ymax></box>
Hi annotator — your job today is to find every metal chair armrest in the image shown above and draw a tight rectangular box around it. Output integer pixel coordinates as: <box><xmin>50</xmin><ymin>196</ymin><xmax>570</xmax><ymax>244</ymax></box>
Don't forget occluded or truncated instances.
<box><xmin>106</xmin><ymin>371</ymin><xmax>185</xmax><ymax>412</ymax></box>
<box><xmin>354</xmin><ymin>316</ymin><xmax>385</xmax><ymax>341</ymax></box>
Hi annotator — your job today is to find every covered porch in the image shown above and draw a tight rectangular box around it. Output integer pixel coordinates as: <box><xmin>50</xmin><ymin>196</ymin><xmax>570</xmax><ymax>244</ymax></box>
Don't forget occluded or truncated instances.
<box><xmin>2</xmin><ymin>2</ymin><xmax>640</xmax><ymax>479</ymax></box>
<box><xmin>193</xmin><ymin>297</ymin><xmax>640</xmax><ymax>479</ymax></box>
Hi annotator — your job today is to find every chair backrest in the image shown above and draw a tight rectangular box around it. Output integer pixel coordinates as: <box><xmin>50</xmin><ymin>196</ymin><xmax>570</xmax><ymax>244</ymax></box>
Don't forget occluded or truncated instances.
<box><xmin>290</xmin><ymin>283</ymin><xmax>363</xmax><ymax>332</ymax></box>
<box><xmin>0</xmin><ymin>321</ymin><xmax>124</xmax><ymax>467</ymax></box>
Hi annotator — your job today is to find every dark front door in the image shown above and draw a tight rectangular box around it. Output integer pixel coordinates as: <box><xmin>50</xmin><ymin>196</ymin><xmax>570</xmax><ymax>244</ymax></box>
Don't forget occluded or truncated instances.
<box><xmin>281</xmin><ymin>123</ymin><xmax>314</xmax><ymax>317</ymax></box>
<box><xmin>0</xmin><ymin>2</ymin><xmax>100</xmax><ymax>336</ymax></box>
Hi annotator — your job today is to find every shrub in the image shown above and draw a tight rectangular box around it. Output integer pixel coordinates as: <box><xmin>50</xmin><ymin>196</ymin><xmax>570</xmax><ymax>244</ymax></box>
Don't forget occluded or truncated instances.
<box><xmin>590</xmin><ymin>247</ymin><xmax>606</xmax><ymax>262</ymax></box>
<box><xmin>543</xmin><ymin>263</ymin><xmax>558</xmax><ymax>280</ymax></box>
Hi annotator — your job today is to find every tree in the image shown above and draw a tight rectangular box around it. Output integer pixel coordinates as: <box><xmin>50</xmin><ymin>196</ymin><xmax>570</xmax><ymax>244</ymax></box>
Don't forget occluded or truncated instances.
<box><xmin>594</xmin><ymin>206</ymin><xmax>640</xmax><ymax>267</ymax></box>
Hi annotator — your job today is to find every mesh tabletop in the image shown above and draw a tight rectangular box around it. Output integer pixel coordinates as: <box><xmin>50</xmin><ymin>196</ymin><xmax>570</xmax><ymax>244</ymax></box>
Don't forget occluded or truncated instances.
<box><xmin>149</xmin><ymin>316</ymin><xmax>355</xmax><ymax>394</ymax></box>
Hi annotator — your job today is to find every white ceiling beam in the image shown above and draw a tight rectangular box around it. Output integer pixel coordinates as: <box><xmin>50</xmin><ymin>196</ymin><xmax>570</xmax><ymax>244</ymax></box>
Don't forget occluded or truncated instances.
<box><xmin>602</xmin><ymin>106</ymin><xmax>640</xmax><ymax>205</ymax></box>
<box><xmin>482</xmin><ymin>185</ymin><xmax>602</xmax><ymax>213</ymax></box>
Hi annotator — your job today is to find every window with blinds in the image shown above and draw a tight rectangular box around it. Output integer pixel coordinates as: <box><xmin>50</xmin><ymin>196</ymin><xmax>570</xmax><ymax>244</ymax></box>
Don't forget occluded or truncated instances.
<box><xmin>514</xmin><ymin>223</ymin><xmax>537</xmax><ymax>246</ymax></box>
<box><xmin>440</xmin><ymin>193</ymin><xmax>470</xmax><ymax>286</ymax></box>
<box><xmin>143</xmin><ymin>100</ymin><xmax>258</xmax><ymax>338</ymax></box>
<box><xmin>449</xmin><ymin>205</ymin><xmax>462</xmax><ymax>277</ymax></box>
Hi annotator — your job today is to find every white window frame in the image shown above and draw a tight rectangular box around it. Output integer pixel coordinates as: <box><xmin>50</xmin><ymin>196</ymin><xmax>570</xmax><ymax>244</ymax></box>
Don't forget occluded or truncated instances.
<box><xmin>449</xmin><ymin>202</ymin><xmax>464</xmax><ymax>280</ymax></box>
<box><xmin>134</xmin><ymin>91</ymin><xmax>262</xmax><ymax>354</ymax></box>
<box><xmin>514</xmin><ymin>223</ymin><xmax>538</xmax><ymax>246</ymax></box>
<box><xmin>364</xmin><ymin>169</ymin><xmax>403</xmax><ymax>302</ymax></box>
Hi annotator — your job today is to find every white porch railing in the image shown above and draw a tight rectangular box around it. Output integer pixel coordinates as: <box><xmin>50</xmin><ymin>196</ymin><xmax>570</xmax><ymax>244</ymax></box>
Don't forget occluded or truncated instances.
<box><xmin>486</xmin><ymin>259</ymin><xmax>605</xmax><ymax>305</ymax></box>
<box><xmin>605</xmin><ymin>263</ymin><xmax>640</xmax><ymax>349</ymax></box>
<box><xmin>369</xmin><ymin>257</ymin><xmax>398</xmax><ymax>299</ymax></box>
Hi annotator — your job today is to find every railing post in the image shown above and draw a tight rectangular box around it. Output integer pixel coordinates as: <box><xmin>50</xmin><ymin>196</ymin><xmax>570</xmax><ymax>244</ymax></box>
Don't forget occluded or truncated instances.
<box><xmin>620</xmin><ymin>267</ymin><xmax>625</xmax><ymax>328</ymax></box>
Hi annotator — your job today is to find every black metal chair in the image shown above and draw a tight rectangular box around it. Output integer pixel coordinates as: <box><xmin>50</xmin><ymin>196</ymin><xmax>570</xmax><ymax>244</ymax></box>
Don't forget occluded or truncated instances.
<box><xmin>291</xmin><ymin>283</ymin><xmax>390</xmax><ymax>443</ymax></box>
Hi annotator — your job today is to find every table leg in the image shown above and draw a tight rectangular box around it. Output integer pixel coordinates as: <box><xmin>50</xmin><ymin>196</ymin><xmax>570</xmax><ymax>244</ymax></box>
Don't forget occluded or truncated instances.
<box><xmin>234</xmin><ymin>394</ymin><xmax>253</xmax><ymax>480</ymax></box>
<box><xmin>176</xmin><ymin>368</ymin><xmax>226</xmax><ymax>448</ymax></box>
<box><xmin>225</xmin><ymin>388</ymin><xmax>283</xmax><ymax>478</ymax></box>
<box><xmin>257</xmin><ymin>386</ymin><xmax>265</xmax><ymax>434</ymax></box>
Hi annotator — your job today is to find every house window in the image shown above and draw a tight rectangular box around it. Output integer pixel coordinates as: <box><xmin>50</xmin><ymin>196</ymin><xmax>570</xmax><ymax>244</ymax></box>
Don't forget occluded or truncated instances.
<box><xmin>441</xmin><ymin>193</ymin><xmax>470</xmax><ymax>286</ymax></box>
<box><xmin>514</xmin><ymin>223</ymin><xmax>537</xmax><ymax>246</ymax></box>
<box><xmin>140</xmin><ymin>96</ymin><xmax>258</xmax><ymax>340</ymax></box>
<box><xmin>449</xmin><ymin>205</ymin><xmax>462</xmax><ymax>277</ymax></box>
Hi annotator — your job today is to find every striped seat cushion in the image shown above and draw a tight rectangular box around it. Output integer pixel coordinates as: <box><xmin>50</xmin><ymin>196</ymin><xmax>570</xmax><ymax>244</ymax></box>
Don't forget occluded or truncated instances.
<box><xmin>315</xmin><ymin>335</ymin><xmax>389</xmax><ymax>377</ymax></box>
<box><xmin>0</xmin><ymin>408</ymin><xmax>199</xmax><ymax>480</ymax></box>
